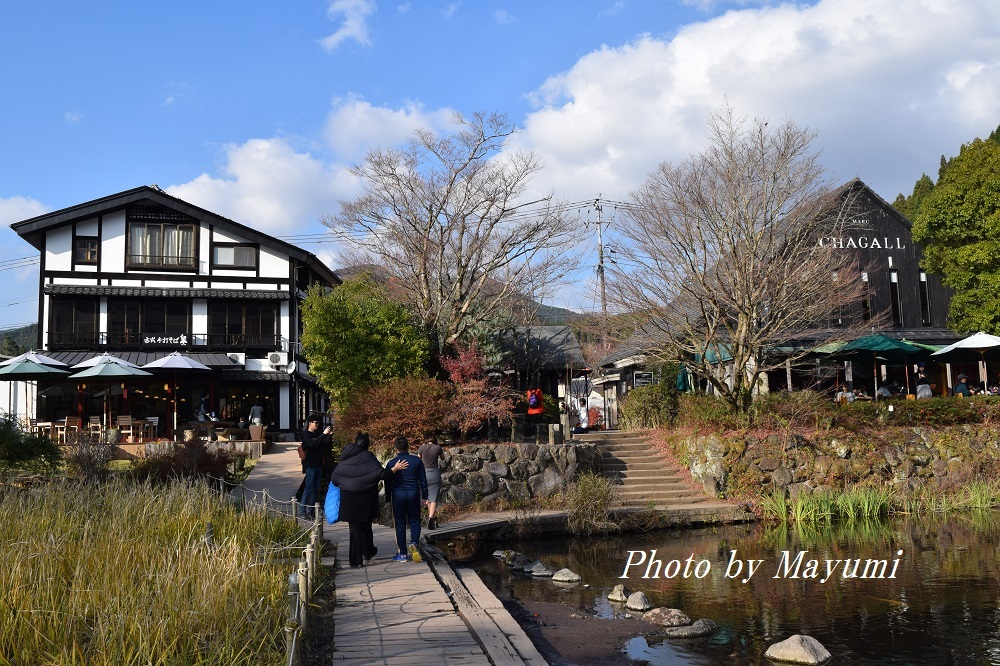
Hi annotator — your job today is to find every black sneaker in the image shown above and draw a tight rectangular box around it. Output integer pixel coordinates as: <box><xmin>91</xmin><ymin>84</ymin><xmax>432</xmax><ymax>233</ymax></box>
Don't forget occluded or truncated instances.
<box><xmin>365</xmin><ymin>546</ymin><xmax>378</xmax><ymax>562</ymax></box>
<box><xmin>428</xmin><ymin>517</ymin><xmax>438</xmax><ymax>530</ymax></box>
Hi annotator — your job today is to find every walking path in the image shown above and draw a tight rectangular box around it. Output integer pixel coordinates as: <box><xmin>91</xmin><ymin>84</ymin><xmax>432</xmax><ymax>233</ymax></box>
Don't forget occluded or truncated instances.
<box><xmin>239</xmin><ymin>439</ymin><xmax>542</xmax><ymax>665</ymax></box>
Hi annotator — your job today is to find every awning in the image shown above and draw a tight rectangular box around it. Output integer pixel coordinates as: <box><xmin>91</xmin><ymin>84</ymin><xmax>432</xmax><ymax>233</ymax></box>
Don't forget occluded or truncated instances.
<box><xmin>218</xmin><ymin>370</ymin><xmax>293</xmax><ymax>382</ymax></box>
<box><xmin>44</xmin><ymin>284</ymin><xmax>288</xmax><ymax>300</ymax></box>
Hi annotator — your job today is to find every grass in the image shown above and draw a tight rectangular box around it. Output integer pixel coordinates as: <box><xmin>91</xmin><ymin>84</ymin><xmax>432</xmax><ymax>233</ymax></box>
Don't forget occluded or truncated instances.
<box><xmin>756</xmin><ymin>479</ymin><xmax>1000</xmax><ymax>525</ymax></box>
<box><xmin>0</xmin><ymin>478</ymin><xmax>305</xmax><ymax>665</ymax></box>
<box><xmin>565</xmin><ymin>472</ymin><xmax>621</xmax><ymax>535</ymax></box>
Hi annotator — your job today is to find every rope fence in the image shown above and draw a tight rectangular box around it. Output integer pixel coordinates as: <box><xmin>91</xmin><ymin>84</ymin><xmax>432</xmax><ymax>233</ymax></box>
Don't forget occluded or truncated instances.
<box><xmin>208</xmin><ymin>474</ymin><xmax>327</xmax><ymax>666</ymax></box>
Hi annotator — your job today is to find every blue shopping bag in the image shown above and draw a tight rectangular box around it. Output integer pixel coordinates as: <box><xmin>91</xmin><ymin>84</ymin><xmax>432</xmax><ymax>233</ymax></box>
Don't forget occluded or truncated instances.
<box><xmin>325</xmin><ymin>484</ymin><xmax>341</xmax><ymax>524</ymax></box>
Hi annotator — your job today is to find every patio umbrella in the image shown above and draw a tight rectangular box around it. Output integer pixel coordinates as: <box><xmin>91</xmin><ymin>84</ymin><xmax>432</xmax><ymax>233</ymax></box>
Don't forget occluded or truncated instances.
<box><xmin>141</xmin><ymin>352</ymin><xmax>213</xmax><ymax>437</ymax></box>
<box><xmin>833</xmin><ymin>334</ymin><xmax>923</xmax><ymax>396</ymax></box>
<box><xmin>68</xmin><ymin>359</ymin><xmax>152</xmax><ymax>427</ymax></box>
<box><xmin>72</xmin><ymin>352</ymin><xmax>141</xmax><ymax>369</ymax></box>
<box><xmin>931</xmin><ymin>331</ymin><xmax>1000</xmax><ymax>390</ymax></box>
<box><xmin>0</xmin><ymin>360</ymin><xmax>70</xmax><ymax>416</ymax></box>
<box><xmin>0</xmin><ymin>350</ymin><xmax>68</xmax><ymax>367</ymax></box>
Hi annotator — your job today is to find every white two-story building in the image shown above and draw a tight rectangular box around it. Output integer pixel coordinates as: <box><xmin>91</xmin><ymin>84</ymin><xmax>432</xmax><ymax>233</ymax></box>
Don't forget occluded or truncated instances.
<box><xmin>10</xmin><ymin>185</ymin><xmax>340</xmax><ymax>435</ymax></box>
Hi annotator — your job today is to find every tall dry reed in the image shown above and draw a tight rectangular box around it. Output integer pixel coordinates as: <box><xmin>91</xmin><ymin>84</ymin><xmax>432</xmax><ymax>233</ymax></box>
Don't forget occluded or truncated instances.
<box><xmin>0</xmin><ymin>478</ymin><xmax>304</xmax><ymax>665</ymax></box>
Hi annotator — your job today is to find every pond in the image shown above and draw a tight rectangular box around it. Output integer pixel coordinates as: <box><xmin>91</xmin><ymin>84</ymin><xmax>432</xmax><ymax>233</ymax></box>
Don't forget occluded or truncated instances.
<box><xmin>450</xmin><ymin>513</ymin><xmax>1000</xmax><ymax>665</ymax></box>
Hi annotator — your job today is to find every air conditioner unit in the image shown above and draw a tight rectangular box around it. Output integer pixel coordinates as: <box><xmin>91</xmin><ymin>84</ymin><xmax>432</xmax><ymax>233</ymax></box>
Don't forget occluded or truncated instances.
<box><xmin>227</xmin><ymin>353</ymin><xmax>246</xmax><ymax>365</ymax></box>
<box><xmin>268</xmin><ymin>351</ymin><xmax>289</xmax><ymax>368</ymax></box>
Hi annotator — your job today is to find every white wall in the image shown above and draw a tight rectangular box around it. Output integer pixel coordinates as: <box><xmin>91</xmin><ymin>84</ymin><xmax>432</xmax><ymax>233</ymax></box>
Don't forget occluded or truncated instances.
<box><xmin>102</xmin><ymin>211</ymin><xmax>126</xmax><ymax>273</ymax></box>
<box><xmin>45</xmin><ymin>227</ymin><xmax>72</xmax><ymax>271</ymax></box>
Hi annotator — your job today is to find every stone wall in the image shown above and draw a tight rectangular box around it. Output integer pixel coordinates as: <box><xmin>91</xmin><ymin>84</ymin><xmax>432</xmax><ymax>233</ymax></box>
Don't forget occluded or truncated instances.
<box><xmin>674</xmin><ymin>425</ymin><xmax>1000</xmax><ymax>499</ymax></box>
<box><xmin>438</xmin><ymin>443</ymin><xmax>601</xmax><ymax>506</ymax></box>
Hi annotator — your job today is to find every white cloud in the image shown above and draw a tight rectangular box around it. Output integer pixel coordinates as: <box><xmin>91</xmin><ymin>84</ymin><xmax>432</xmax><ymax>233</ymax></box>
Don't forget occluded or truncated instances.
<box><xmin>515</xmin><ymin>0</ymin><xmax>1000</xmax><ymax>202</ymax></box>
<box><xmin>64</xmin><ymin>111</ymin><xmax>83</xmax><ymax>123</ymax></box>
<box><xmin>396</xmin><ymin>3</ymin><xmax>411</xmax><ymax>13</ymax></box>
<box><xmin>494</xmin><ymin>9</ymin><xmax>514</xmax><ymax>25</ymax></box>
<box><xmin>0</xmin><ymin>196</ymin><xmax>48</xmax><ymax>227</ymax></box>
<box><xmin>443</xmin><ymin>3</ymin><xmax>460</xmax><ymax>18</ymax></box>
<box><xmin>323</xmin><ymin>95</ymin><xmax>456</xmax><ymax>160</ymax></box>
<box><xmin>166</xmin><ymin>138</ymin><xmax>355</xmax><ymax>238</ymax></box>
<box><xmin>162</xmin><ymin>96</ymin><xmax>175</xmax><ymax>106</ymax></box>
<box><xmin>321</xmin><ymin>0</ymin><xmax>376</xmax><ymax>51</ymax></box>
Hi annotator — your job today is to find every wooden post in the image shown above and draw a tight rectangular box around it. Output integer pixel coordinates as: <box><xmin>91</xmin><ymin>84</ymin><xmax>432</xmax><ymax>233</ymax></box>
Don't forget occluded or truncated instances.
<box><xmin>287</xmin><ymin>572</ymin><xmax>299</xmax><ymax>621</ymax></box>
<box><xmin>298</xmin><ymin>560</ymin><xmax>308</xmax><ymax>631</ymax></box>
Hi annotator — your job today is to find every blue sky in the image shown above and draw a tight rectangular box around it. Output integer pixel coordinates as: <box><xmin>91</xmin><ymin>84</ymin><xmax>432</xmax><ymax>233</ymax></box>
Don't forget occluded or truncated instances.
<box><xmin>1</xmin><ymin>0</ymin><xmax>998</xmax><ymax>329</ymax></box>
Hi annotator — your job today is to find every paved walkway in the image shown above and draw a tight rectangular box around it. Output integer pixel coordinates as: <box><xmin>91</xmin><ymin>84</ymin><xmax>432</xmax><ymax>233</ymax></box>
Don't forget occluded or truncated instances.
<box><xmin>239</xmin><ymin>440</ymin><xmax>529</xmax><ymax>665</ymax></box>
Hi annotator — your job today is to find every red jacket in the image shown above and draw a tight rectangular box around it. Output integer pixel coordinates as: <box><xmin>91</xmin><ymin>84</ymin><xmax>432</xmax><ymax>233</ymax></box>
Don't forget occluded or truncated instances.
<box><xmin>526</xmin><ymin>388</ymin><xmax>544</xmax><ymax>415</ymax></box>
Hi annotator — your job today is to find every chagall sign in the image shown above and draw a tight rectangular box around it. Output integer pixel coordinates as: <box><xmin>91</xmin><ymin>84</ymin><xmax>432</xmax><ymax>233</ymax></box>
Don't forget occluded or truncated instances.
<box><xmin>817</xmin><ymin>236</ymin><xmax>906</xmax><ymax>250</ymax></box>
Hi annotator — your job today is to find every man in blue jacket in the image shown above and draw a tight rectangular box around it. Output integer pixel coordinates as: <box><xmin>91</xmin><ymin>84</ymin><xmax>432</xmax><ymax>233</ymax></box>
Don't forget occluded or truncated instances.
<box><xmin>384</xmin><ymin>435</ymin><xmax>428</xmax><ymax>561</ymax></box>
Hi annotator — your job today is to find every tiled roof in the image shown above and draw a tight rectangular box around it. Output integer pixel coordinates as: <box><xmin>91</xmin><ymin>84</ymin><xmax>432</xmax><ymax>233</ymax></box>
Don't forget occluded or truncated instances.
<box><xmin>44</xmin><ymin>284</ymin><xmax>289</xmax><ymax>300</ymax></box>
<box><xmin>218</xmin><ymin>370</ymin><xmax>294</xmax><ymax>382</ymax></box>
<box><xmin>48</xmin><ymin>351</ymin><xmax>240</xmax><ymax>368</ymax></box>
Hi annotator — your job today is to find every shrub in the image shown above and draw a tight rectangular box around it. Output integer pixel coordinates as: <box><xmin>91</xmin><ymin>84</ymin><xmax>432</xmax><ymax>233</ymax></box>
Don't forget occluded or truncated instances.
<box><xmin>338</xmin><ymin>375</ymin><xmax>454</xmax><ymax>454</ymax></box>
<box><xmin>619</xmin><ymin>383</ymin><xmax>679</xmax><ymax>429</ymax></box>
<box><xmin>0</xmin><ymin>416</ymin><xmax>62</xmax><ymax>480</ymax></box>
<box><xmin>565</xmin><ymin>472</ymin><xmax>620</xmax><ymax>535</ymax></box>
<box><xmin>129</xmin><ymin>440</ymin><xmax>234</xmax><ymax>483</ymax></box>
<box><xmin>62</xmin><ymin>431</ymin><xmax>113</xmax><ymax>482</ymax></box>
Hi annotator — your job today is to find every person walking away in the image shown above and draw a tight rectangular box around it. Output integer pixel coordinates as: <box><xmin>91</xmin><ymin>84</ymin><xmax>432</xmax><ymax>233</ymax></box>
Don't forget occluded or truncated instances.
<box><xmin>248</xmin><ymin>400</ymin><xmax>264</xmax><ymax>425</ymax></box>
<box><xmin>385</xmin><ymin>435</ymin><xmax>427</xmax><ymax>562</ymax></box>
<box><xmin>332</xmin><ymin>432</ymin><xmax>409</xmax><ymax>568</ymax></box>
<box><xmin>954</xmin><ymin>374</ymin><xmax>972</xmax><ymax>397</ymax></box>
<box><xmin>298</xmin><ymin>414</ymin><xmax>332</xmax><ymax>520</ymax></box>
<box><xmin>915</xmin><ymin>363</ymin><xmax>933</xmax><ymax>399</ymax></box>
<box><xmin>417</xmin><ymin>435</ymin><xmax>445</xmax><ymax>529</ymax></box>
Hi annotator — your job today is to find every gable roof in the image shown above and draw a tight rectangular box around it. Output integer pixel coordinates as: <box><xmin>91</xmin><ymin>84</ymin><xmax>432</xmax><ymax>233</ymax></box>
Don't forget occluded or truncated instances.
<box><xmin>10</xmin><ymin>185</ymin><xmax>340</xmax><ymax>286</ymax></box>
<box><xmin>831</xmin><ymin>177</ymin><xmax>914</xmax><ymax>233</ymax></box>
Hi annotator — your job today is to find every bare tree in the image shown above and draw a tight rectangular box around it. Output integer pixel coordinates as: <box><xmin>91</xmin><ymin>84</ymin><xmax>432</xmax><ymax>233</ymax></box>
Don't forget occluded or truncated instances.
<box><xmin>607</xmin><ymin>105</ymin><xmax>882</xmax><ymax>413</ymax></box>
<box><xmin>324</xmin><ymin>111</ymin><xmax>579</xmax><ymax>351</ymax></box>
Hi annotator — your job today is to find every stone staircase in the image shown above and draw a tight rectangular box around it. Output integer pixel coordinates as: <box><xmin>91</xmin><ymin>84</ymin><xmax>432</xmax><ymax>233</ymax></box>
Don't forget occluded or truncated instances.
<box><xmin>573</xmin><ymin>430</ymin><xmax>744</xmax><ymax>518</ymax></box>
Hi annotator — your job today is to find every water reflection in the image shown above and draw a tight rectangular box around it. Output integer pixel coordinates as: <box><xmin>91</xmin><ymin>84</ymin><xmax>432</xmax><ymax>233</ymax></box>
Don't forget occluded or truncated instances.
<box><xmin>461</xmin><ymin>512</ymin><xmax>1000</xmax><ymax>665</ymax></box>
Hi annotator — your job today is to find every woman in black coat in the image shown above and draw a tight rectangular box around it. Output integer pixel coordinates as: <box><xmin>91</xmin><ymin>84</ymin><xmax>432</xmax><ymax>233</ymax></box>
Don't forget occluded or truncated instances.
<box><xmin>331</xmin><ymin>432</ymin><xmax>408</xmax><ymax>567</ymax></box>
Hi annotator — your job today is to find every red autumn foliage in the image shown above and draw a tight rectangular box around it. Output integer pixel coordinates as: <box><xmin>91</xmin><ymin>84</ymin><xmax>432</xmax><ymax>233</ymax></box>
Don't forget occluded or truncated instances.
<box><xmin>441</xmin><ymin>341</ymin><xmax>517</xmax><ymax>438</ymax></box>
<box><xmin>338</xmin><ymin>375</ymin><xmax>454</xmax><ymax>454</ymax></box>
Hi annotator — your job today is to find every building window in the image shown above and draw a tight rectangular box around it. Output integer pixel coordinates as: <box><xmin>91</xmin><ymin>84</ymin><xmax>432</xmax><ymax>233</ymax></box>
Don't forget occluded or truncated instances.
<box><xmin>50</xmin><ymin>298</ymin><xmax>98</xmax><ymax>346</ymax></box>
<box><xmin>74</xmin><ymin>237</ymin><xmax>99</xmax><ymax>264</ymax></box>
<box><xmin>109</xmin><ymin>300</ymin><xmax>190</xmax><ymax>345</ymax></box>
<box><xmin>919</xmin><ymin>271</ymin><xmax>931</xmax><ymax>326</ymax></box>
<box><xmin>889</xmin><ymin>269</ymin><xmax>902</xmax><ymax>327</ymax></box>
<box><xmin>127</xmin><ymin>222</ymin><xmax>196</xmax><ymax>270</ymax></box>
<box><xmin>209</xmin><ymin>302</ymin><xmax>277</xmax><ymax>348</ymax></box>
<box><xmin>212</xmin><ymin>244</ymin><xmax>256</xmax><ymax>269</ymax></box>
<box><xmin>861</xmin><ymin>271</ymin><xmax>872</xmax><ymax>321</ymax></box>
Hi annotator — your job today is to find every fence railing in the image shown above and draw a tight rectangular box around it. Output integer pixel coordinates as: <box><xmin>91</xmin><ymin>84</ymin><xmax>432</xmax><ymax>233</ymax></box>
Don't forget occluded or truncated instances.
<box><xmin>211</xmin><ymin>477</ymin><xmax>325</xmax><ymax>666</ymax></box>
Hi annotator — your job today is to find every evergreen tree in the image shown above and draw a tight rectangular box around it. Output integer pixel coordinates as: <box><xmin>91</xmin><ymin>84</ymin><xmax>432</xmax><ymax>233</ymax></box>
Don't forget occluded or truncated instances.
<box><xmin>911</xmin><ymin>135</ymin><xmax>1000</xmax><ymax>333</ymax></box>
<box><xmin>300</xmin><ymin>276</ymin><xmax>430</xmax><ymax>409</ymax></box>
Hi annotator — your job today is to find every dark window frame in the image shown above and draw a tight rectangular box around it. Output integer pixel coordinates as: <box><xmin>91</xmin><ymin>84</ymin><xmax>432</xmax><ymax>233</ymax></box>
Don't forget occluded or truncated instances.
<box><xmin>49</xmin><ymin>297</ymin><xmax>99</xmax><ymax>346</ymax></box>
<box><xmin>211</xmin><ymin>243</ymin><xmax>258</xmax><ymax>270</ymax></box>
<box><xmin>208</xmin><ymin>301</ymin><xmax>279</xmax><ymax>349</ymax></box>
<box><xmin>74</xmin><ymin>236</ymin><xmax>99</xmax><ymax>265</ymax></box>
<box><xmin>125</xmin><ymin>220</ymin><xmax>200</xmax><ymax>272</ymax></box>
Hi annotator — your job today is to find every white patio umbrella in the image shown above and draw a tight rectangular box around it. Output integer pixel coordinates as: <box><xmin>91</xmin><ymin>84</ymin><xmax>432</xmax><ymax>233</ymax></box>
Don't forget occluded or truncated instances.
<box><xmin>0</xmin><ymin>350</ymin><xmax>68</xmax><ymax>367</ymax></box>
<box><xmin>931</xmin><ymin>331</ymin><xmax>1000</xmax><ymax>391</ymax></box>
<box><xmin>141</xmin><ymin>352</ymin><xmax>213</xmax><ymax>437</ymax></box>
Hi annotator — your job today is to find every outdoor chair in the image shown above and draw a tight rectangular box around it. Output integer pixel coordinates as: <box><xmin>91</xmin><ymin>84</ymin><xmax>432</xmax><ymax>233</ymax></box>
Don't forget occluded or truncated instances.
<box><xmin>116</xmin><ymin>415</ymin><xmax>135</xmax><ymax>440</ymax></box>
<box><xmin>56</xmin><ymin>416</ymin><xmax>81</xmax><ymax>443</ymax></box>
<box><xmin>88</xmin><ymin>416</ymin><xmax>102</xmax><ymax>435</ymax></box>
<box><xmin>145</xmin><ymin>416</ymin><xmax>159</xmax><ymax>438</ymax></box>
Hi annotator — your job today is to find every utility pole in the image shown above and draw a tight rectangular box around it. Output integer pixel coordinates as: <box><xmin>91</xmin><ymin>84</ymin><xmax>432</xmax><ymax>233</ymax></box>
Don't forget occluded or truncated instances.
<box><xmin>593</xmin><ymin>198</ymin><xmax>609</xmax><ymax>349</ymax></box>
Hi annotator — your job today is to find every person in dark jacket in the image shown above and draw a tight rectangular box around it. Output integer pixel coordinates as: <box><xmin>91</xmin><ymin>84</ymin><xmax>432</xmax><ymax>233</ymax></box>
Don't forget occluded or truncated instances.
<box><xmin>332</xmin><ymin>432</ymin><xmax>409</xmax><ymax>568</ymax></box>
<box><xmin>384</xmin><ymin>435</ymin><xmax>427</xmax><ymax>562</ymax></box>
<box><xmin>299</xmin><ymin>414</ymin><xmax>332</xmax><ymax>519</ymax></box>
